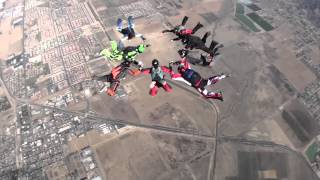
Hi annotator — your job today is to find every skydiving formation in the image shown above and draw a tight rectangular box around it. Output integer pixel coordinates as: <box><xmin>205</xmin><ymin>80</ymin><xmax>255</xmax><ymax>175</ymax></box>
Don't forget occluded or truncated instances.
<box><xmin>94</xmin><ymin>15</ymin><xmax>228</xmax><ymax>101</ymax></box>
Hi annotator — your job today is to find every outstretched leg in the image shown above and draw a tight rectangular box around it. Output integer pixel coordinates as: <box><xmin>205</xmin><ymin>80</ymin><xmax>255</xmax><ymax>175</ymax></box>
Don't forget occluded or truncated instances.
<box><xmin>108</xmin><ymin>80</ymin><xmax>120</xmax><ymax>96</ymax></box>
<box><xmin>117</xmin><ymin>18</ymin><xmax>122</xmax><ymax>32</ymax></box>
<box><xmin>202</xmin><ymin>89</ymin><xmax>223</xmax><ymax>101</ymax></box>
<box><xmin>92</xmin><ymin>74</ymin><xmax>112</xmax><ymax>82</ymax></box>
<box><xmin>181</xmin><ymin>16</ymin><xmax>189</xmax><ymax>26</ymax></box>
<box><xmin>149</xmin><ymin>81</ymin><xmax>158</xmax><ymax>96</ymax></box>
<box><xmin>201</xmin><ymin>32</ymin><xmax>210</xmax><ymax>44</ymax></box>
<box><xmin>128</xmin><ymin>16</ymin><xmax>134</xmax><ymax>31</ymax></box>
<box><xmin>192</xmin><ymin>22</ymin><xmax>203</xmax><ymax>34</ymax></box>
<box><xmin>209</xmin><ymin>40</ymin><xmax>219</xmax><ymax>51</ymax></box>
<box><xmin>161</xmin><ymin>81</ymin><xmax>172</xmax><ymax>92</ymax></box>
<box><xmin>200</xmin><ymin>54</ymin><xmax>212</xmax><ymax>66</ymax></box>
<box><xmin>207</xmin><ymin>73</ymin><xmax>228</xmax><ymax>85</ymax></box>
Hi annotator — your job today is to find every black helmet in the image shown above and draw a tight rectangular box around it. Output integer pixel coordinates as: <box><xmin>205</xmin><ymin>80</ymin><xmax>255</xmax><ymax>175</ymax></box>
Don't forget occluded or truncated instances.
<box><xmin>178</xmin><ymin>49</ymin><xmax>188</xmax><ymax>58</ymax></box>
<box><xmin>152</xmin><ymin>59</ymin><xmax>159</xmax><ymax>68</ymax></box>
<box><xmin>122</xmin><ymin>60</ymin><xmax>131</xmax><ymax>67</ymax></box>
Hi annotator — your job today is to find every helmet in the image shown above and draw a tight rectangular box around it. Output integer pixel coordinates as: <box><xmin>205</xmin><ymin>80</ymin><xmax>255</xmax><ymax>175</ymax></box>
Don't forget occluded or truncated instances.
<box><xmin>122</xmin><ymin>60</ymin><xmax>131</xmax><ymax>67</ymax></box>
<box><xmin>152</xmin><ymin>59</ymin><xmax>159</xmax><ymax>68</ymax></box>
<box><xmin>178</xmin><ymin>49</ymin><xmax>188</xmax><ymax>58</ymax></box>
<box><xmin>137</xmin><ymin>44</ymin><xmax>145</xmax><ymax>53</ymax></box>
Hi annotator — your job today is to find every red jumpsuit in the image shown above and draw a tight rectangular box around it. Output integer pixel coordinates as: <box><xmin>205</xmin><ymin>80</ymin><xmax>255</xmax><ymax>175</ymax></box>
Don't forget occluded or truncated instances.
<box><xmin>95</xmin><ymin>62</ymin><xmax>139</xmax><ymax>96</ymax></box>
<box><xmin>141</xmin><ymin>66</ymin><xmax>172</xmax><ymax>96</ymax></box>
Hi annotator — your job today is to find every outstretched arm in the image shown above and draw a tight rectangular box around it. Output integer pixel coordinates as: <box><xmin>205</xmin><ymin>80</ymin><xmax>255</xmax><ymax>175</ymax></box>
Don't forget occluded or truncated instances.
<box><xmin>172</xmin><ymin>37</ymin><xmax>181</xmax><ymax>41</ymax></box>
<box><xmin>140</xmin><ymin>68</ymin><xmax>151</xmax><ymax>75</ymax></box>
<box><xmin>127</xmin><ymin>68</ymin><xmax>141</xmax><ymax>76</ymax></box>
<box><xmin>160</xmin><ymin>66</ymin><xmax>173</xmax><ymax>74</ymax></box>
<box><xmin>162</xmin><ymin>29</ymin><xmax>174</xmax><ymax>33</ymax></box>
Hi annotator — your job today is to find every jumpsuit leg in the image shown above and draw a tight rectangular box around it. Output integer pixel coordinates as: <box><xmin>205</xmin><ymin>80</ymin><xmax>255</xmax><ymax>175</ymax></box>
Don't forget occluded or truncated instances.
<box><xmin>199</xmin><ymin>88</ymin><xmax>223</xmax><ymax>101</ymax></box>
<box><xmin>93</xmin><ymin>74</ymin><xmax>112</xmax><ymax>82</ymax></box>
<box><xmin>117</xmin><ymin>18</ymin><xmax>122</xmax><ymax>32</ymax></box>
<box><xmin>206</xmin><ymin>74</ymin><xmax>227</xmax><ymax>85</ymax></box>
<box><xmin>209</xmin><ymin>40</ymin><xmax>219</xmax><ymax>51</ymax></box>
<box><xmin>192</xmin><ymin>22</ymin><xmax>203</xmax><ymax>34</ymax></box>
<box><xmin>200</xmin><ymin>54</ymin><xmax>212</xmax><ymax>66</ymax></box>
<box><xmin>201</xmin><ymin>32</ymin><xmax>210</xmax><ymax>44</ymax></box>
<box><xmin>161</xmin><ymin>81</ymin><xmax>172</xmax><ymax>92</ymax></box>
<box><xmin>149</xmin><ymin>81</ymin><xmax>159</xmax><ymax>96</ymax></box>
<box><xmin>107</xmin><ymin>79</ymin><xmax>120</xmax><ymax>96</ymax></box>
<box><xmin>181</xmin><ymin>16</ymin><xmax>189</xmax><ymax>26</ymax></box>
<box><xmin>162</xmin><ymin>29</ymin><xmax>175</xmax><ymax>33</ymax></box>
<box><xmin>128</xmin><ymin>16</ymin><xmax>134</xmax><ymax>29</ymax></box>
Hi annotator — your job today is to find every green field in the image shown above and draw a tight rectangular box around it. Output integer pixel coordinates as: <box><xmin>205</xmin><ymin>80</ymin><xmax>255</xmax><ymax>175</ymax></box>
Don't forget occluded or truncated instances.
<box><xmin>247</xmin><ymin>12</ymin><xmax>274</xmax><ymax>31</ymax></box>
<box><xmin>236</xmin><ymin>3</ymin><xmax>245</xmax><ymax>14</ymax></box>
<box><xmin>305</xmin><ymin>142</ymin><xmax>319</xmax><ymax>162</ymax></box>
<box><xmin>235</xmin><ymin>14</ymin><xmax>260</xmax><ymax>32</ymax></box>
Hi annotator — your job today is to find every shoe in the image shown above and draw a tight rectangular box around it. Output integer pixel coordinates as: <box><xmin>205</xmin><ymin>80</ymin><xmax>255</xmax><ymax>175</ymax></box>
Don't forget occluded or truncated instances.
<box><xmin>207</xmin><ymin>91</ymin><xmax>223</xmax><ymax>101</ymax></box>
<box><xmin>150</xmin><ymin>86</ymin><xmax>158</xmax><ymax>96</ymax></box>
<box><xmin>215</xmin><ymin>92</ymin><xmax>224</xmax><ymax>101</ymax></box>
<box><xmin>107</xmin><ymin>88</ymin><xmax>116</xmax><ymax>96</ymax></box>
<box><xmin>162</xmin><ymin>83</ymin><xmax>172</xmax><ymax>92</ymax></box>
<box><xmin>218</xmin><ymin>73</ymin><xmax>230</xmax><ymax>79</ymax></box>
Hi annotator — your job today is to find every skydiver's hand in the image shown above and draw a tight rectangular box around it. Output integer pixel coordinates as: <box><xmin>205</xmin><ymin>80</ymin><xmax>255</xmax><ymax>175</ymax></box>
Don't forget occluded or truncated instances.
<box><xmin>138</xmin><ymin>61</ymin><xmax>143</xmax><ymax>71</ymax></box>
<box><xmin>150</xmin><ymin>81</ymin><xmax>156</xmax><ymax>88</ymax></box>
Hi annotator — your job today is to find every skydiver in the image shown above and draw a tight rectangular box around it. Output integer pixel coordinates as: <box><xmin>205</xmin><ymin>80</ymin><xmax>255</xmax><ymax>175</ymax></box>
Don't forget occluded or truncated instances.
<box><xmin>100</xmin><ymin>41</ymin><xmax>149</xmax><ymax>65</ymax></box>
<box><xmin>162</xmin><ymin>16</ymin><xmax>203</xmax><ymax>41</ymax></box>
<box><xmin>117</xmin><ymin>16</ymin><xmax>146</xmax><ymax>41</ymax></box>
<box><xmin>178</xmin><ymin>43</ymin><xmax>223</xmax><ymax>67</ymax></box>
<box><xmin>140</xmin><ymin>59</ymin><xmax>173</xmax><ymax>96</ymax></box>
<box><xmin>100</xmin><ymin>41</ymin><xmax>123</xmax><ymax>62</ymax></box>
<box><xmin>169</xmin><ymin>57</ymin><xmax>228</xmax><ymax>101</ymax></box>
<box><xmin>182</xmin><ymin>31</ymin><xmax>212</xmax><ymax>51</ymax></box>
<box><xmin>92</xmin><ymin>61</ymin><xmax>140</xmax><ymax>96</ymax></box>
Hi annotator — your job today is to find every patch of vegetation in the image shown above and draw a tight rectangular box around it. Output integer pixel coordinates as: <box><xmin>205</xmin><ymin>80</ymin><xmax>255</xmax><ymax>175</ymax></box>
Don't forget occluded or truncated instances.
<box><xmin>236</xmin><ymin>3</ymin><xmax>245</xmax><ymax>14</ymax></box>
<box><xmin>306</xmin><ymin>142</ymin><xmax>319</xmax><ymax>162</ymax></box>
<box><xmin>247</xmin><ymin>12</ymin><xmax>274</xmax><ymax>31</ymax></box>
<box><xmin>235</xmin><ymin>13</ymin><xmax>260</xmax><ymax>32</ymax></box>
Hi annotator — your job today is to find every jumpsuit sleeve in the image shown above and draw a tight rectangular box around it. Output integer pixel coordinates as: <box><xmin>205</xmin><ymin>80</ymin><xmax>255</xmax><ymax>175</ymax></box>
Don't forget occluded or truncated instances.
<box><xmin>141</xmin><ymin>68</ymin><xmax>151</xmax><ymax>75</ymax></box>
<box><xmin>160</xmin><ymin>66</ymin><xmax>172</xmax><ymax>74</ymax></box>
<box><xmin>128</xmin><ymin>69</ymin><xmax>140</xmax><ymax>76</ymax></box>
<box><xmin>172</xmin><ymin>37</ymin><xmax>181</xmax><ymax>41</ymax></box>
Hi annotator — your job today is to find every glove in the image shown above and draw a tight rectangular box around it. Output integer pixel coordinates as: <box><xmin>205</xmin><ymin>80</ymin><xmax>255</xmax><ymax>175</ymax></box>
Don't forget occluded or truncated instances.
<box><xmin>138</xmin><ymin>61</ymin><xmax>143</xmax><ymax>71</ymax></box>
<box><xmin>149</xmin><ymin>81</ymin><xmax>156</xmax><ymax>89</ymax></box>
<box><xmin>168</xmin><ymin>61</ymin><xmax>174</xmax><ymax>69</ymax></box>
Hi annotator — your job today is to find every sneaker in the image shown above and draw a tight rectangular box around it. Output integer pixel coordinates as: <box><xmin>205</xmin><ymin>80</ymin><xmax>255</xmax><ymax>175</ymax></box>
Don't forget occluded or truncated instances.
<box><xmin>107</xmin><ymin>88</ymin><xmax>116</xmax><ymax>96</ymax></box>
<box><xmin>219</xmin><ymin>73</ymin><xmax>230</xmax><ymax>79</ymax></box>
<box><xmin>215</xmin><ymin>91</ymin><xmax>223</xmax><ymax>101</ymax></box>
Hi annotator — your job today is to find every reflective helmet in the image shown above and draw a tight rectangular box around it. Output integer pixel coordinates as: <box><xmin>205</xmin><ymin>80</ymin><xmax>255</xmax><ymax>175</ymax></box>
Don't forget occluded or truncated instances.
<box><xmin>178</xmin><ymin>49</ymin><xmax>188</xmax><ymax>58</ymax></box>
<box><xmin>152</xmin><ymin>59</ymin><xmax>159</xmax><ymax>68</ymax></box>
<box><xmin>122</xmin><ymin>60</ymin><xmax>131</xmax><ymax>67</ymax></box>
